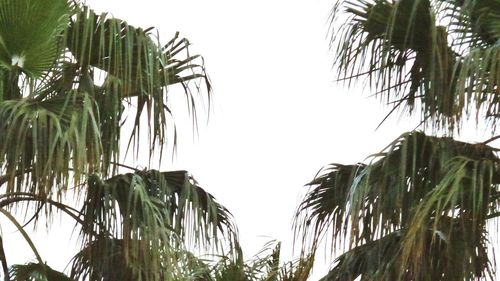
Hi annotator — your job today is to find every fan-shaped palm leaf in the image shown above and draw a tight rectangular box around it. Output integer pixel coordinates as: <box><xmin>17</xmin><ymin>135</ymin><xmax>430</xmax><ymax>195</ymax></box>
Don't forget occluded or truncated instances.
<box><xmin>0</xmin><ymin>0</ymin><xmax>70</xmax><ymax>77</ymax></box>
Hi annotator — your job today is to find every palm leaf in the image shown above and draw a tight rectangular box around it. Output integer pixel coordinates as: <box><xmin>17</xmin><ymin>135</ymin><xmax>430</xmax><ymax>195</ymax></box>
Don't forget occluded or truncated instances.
<box><xmin>333</xmin><ymin>0</ymin><xmax>463</xmax><ymax>127</ymax></box>
<box><xmin>66</xmin><ymin>5</ymin><xmax>211</xmax><ymax>157</ymax></box>
<box><xmin>319</xmin><ymin>231</ymin><xmax>402</xmax><ymax>281</ymax></box>
<box><xmin>330</xmin><ymin>0</ymin><xmax>500</xmax><ymax>130</ymax></box>
<box><xmin>0</xmin><ymin>0</ymin><xmax>70</xmax><ymax>77</ymax></box>
<box><xmin>70</xmin><ymin>237</ymin><xmax>172</xmax><ymax>281</ymax></box>
<box><xmin>80</xmin><ymin>170</ymin><xmax>237</xmax><ymax>250</ymax></box>
<box><xmin>10</xmin><ymin>263</ymin><xmax>71</xmax><ymax>281</ymax></box>
<box><xmin>0</xmin><ymin>91</ymin><xmax>102</xmax><ymax>198</ymax></box>
<box><xmin>70</xmin><ymin>236</ymin><xmax>219</xmax><ymax>281</ymax></box>
<box><xmin>296</xmin><ymin>131</ymin><xmax>500</xmax><ymax>280</ymax></box>
<box><xmin>319</xmin><ymin>227</ymin><xmax>492</xmax><ymax>280</ymax></box>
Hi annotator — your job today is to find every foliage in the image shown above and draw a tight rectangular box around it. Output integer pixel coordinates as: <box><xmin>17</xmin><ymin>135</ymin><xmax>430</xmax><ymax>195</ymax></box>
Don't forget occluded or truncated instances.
<box><xmin>207</xmin><ymin>241</ymin><xmax>314</xmax><ymax>281</ymax></box>
<box><xmin>0</xmin><ymin>1</ymin><xmax>315</xmax><ymax>280</ymax></box>
<box><xmin>0</xmin><ymin>0</ymin><xmax>245</xmax><ymax>280</ymax></box>
<box><xmin>295</xmin><ymin>0</ymin><xmax>500</xmax><ymax>280</ymax></box>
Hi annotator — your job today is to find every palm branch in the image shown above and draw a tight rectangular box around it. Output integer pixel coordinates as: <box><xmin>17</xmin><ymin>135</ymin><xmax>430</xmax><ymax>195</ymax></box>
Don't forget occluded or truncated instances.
<box><xmin>0</xmin><ymin>1</ymin><xmax>212</xmax><ymax>200</ymax></box>
<box><xmin>10</xmin><ymin>263</ymin><xmax>71</xmax><ymax>281</ymax></box>
<box><xmin>0</xmin><ymin>0</ymin><xmax>222</xmax><ymax>280</ymax></box>
<box><xmin>330</xmin><ymin>0</ymin><xmax>500</xmax><ymax>130</ymax></box>
<box><xmin>296</xmin><ymin>131</ymin><xmax>500</xmax><ymax>280</ymax></box>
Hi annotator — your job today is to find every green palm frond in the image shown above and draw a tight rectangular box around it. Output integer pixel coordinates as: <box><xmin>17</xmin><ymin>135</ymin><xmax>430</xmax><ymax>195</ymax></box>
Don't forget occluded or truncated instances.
<box><xmin>0</xmin><ymin>0</ymin><xmax>71</xmax><ymax>77</ymax></box>
<box><xmin>66</xmin><ymin>5</ymin><xmax>211</xmax><ymax>156</ymax></box>
<box><xmin>0</xmin><ymin>3</ymin><xmax>212</xmax><ymax>197</ymax></box>
<box><xmin>333</xmin><ymin>0</ymin><xmax>461</xmax><ymax>127</ymax></box>
<box><xmin>67</xmin><ymin>6</ymin><xmax>208</xmax><ymax>91</ymax></box>
<box><xmin>0</xmin><ymin>1</ymin><xmax>224</xmax><ymax>280</ymax></box>
<box><xmin>454</xmin><ymin>0</ymin><xmax>500</xmax><ymax>46</ymax></box>
<box><xmin>71</xmin><ymin>236</ymin><xmax>218</xmax><ymax>281</ymax></box>
<box><xmin>0</xmin><ymin>91</ymin><xmax>101</xmax><ymax>198</ymax></box>
<box><xmin>400</xmin><ymin>156</ymin><xmax>496</xmax><ymax>280</ymax></box>
<box><xmin>211</xmin><ymin>242</ymin><xmax>268</xmax><ymax>281</ymax></box>
<box><xmin>330</xmin><ymin>0</ymin><xmax>500</xmax><ymax>129</ymax></box>
<box><xmin>70</xmin><ymin>237</ymin><xmax>179</xmax><ymax>281</ymax></box>
<box><xmin>294</xmin><ymin>163</ymin><xmax>364</xmax><ymax>250</ymax></box>
<box><xmin>10</xmin><ymin>263</ymin><xmax>71</xmax><ymax>281</ymax></box>
<box><xmin>80</xmin><ymin>170</ymin><xmax>237</xmax><ymax>250</ymax></box>
<box><xmin>212</xmin><ymin>261</ymin><xmax>250</xmax><ymax>281</ymax></box>
<box><xmin>209</xmin><ymin>241</ymin><xmax>313</xmax><ymax>281</ymax></box>
<box><xmin>296</xmin><ymin>131</ymin><xmax>500</xmax><ymax>280</ymax></box>
<box><xmin>319</xmin><ymin>231</ymin><xmax>402</xmax><ymax>281</ymax></box>
<box><xmin>268</xmin><ymin>249</ymin><xmax>314</xmax><ymax>281</ymax></box>
<box><xmin>319</xmin><ymin>227</ymin><xmax>492</xmax><ymax>281</ymax></box>
<box><xmin>296</xmin><ymin>131</ymin><xmax>500</xmax><ymax>247</ymax></box>
<box><xmin>456</xmin><ymin>44</ymin><xmax>500</xmax><ymax>120</ymax></box>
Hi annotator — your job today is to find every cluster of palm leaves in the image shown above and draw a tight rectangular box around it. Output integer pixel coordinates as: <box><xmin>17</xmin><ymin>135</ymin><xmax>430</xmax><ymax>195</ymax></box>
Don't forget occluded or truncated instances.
<box><xmin>295</xmin><ymin>0</ymin><xmax>500</xmax><ymax>280</ymax></box>
<box><xmin>0</xmin><ymin>0</ymin><xmax>245</xmax><ymax>280</ymax></box>
<box><xmin>0</xmin><ymin>0</ymin><xmax>317</xmax><ymax>280</ymax></box>
<box><xmin>199</xmin><ymin>241</ymin><xmax>314</xmax><ymax>281</ymax></box>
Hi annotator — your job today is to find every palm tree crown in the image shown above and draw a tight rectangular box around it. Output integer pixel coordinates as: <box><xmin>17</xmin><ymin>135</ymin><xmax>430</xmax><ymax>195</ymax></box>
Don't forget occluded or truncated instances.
<box><xmin>0</xmin><ymin>1</ymin><xmax>240</xmax><ymax>280</ymax></box>
<box><xmin>295</xmin><ymin>0</ymin><xmax>500</xmax><ymax>280</ymax></box>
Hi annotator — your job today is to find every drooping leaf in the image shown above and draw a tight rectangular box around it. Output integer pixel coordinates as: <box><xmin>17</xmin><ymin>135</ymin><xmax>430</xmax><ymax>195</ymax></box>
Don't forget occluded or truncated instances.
<box><xmin>0</xmin><ymin>91</ymin><xmax>102</xmax><ymax>198</ymax></box>
<box><xmin>330</xmin><ymin>0</ymin><xmax>500</xmax><ymax>130</ymax></box>
<box><xmin>66</xmin><ymin>5</ymin><xmax>212</xmax><ymax>156</ymax></box>
<box><xmin>296</xmin><ymin>131</ymin><xmax>500</xmax><ymax>280</ymax></box>
<box><xmin>10</xmin><ymin>263</ymin><xmax>71</xmax><ymax>281</ymax></box>
<box><xmin>80</xmin><ymin>170</ymin><xmax>238</xmax><ymax>250</ymax></box>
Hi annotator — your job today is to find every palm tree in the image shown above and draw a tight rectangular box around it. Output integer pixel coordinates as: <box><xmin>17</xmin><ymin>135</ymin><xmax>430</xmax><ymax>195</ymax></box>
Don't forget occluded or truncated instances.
<box><xmin>0</xmin><ymin>0</ymin><xmax>238</xmax><ymax>280</ymax></box>
<box><xmin>206</xmin><ymin>240</ymin><xmax>314</xmax><ymax>281</ymax></box>
<box><xmin>295</xmin><ymin>0</ymin><xmax>500</xmax><ymax>280</ymax></box>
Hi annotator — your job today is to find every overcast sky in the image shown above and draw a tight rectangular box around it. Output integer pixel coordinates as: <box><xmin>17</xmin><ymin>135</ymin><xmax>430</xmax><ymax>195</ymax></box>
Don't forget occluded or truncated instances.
<box><xmin>3</xmin><ymin>1</ymin><xmax>492</xmax><ymax>280</ymax></box>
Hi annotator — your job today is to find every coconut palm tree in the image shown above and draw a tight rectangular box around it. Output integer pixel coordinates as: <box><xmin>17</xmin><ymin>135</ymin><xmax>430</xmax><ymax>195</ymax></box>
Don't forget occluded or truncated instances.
<box><xmin>295</xmin><ymin>0</ymin><xmax>500</xmax><ymax>280</ymax></box>
<box><xmin>0</xmin><ymin>0</ymin><xmax>238</xmax><ymax>280</ymax></box>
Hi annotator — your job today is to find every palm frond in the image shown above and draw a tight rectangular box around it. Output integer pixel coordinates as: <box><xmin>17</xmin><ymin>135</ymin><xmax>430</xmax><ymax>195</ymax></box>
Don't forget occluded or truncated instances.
<box><xmin>0</xmin><ymin>0</ymin><xmax>70</xmax><ymax>77</ymax></box>
<box><xmin>71</xmin><ymin>236</ymin><xmax>219</xmax><ymax>281</ymax></box>
<box><xmin>296</xmin><ymin>131</ymin><xmax>500</xmax><ymax>280</ymax></box>
<box><xmin>294</xmin><ymin>163</ymin><xmax>365</xmax><ymax>250</ymax></box>
<box><xmin>269</xmin><ymin>249</ymin><xmax>314</xmax><ymax>281</ymax></box>
<box><xmin>209</xmin><ymin>240</ymin><xmax>314</xmax><ymax>281</ymax></box>
<box><xmin>66</xmin><ymin>5</ymin><xmax>211</xmax><ymax>157</ymax></box>
<box><xmin>319</xmin><ymin>231</ymin><xmax>402</xmax><ymax>281</ymax></box>
<box><xmin>211</xmin><ymin>241</ymin><xmax>270</xmax><ymax>281</ymax></box>
<box><xmin>80</xmin><ymin>170</ymin><xmax>237</xmax><ymax>250</ymax></box>
<box><xmin>319</xmin><ymin>227</ymin><xmax>492</xmax><ymax>280</ymax></box>
<box><xmin>10</xmin><ymin>263</ymin><xmax>71</xmax><ymax>281</ymax></box>
<box><xmin>70</xmin><ymin>237</ymin><xmax>177</xmax><ymax>281</ymax></box>
<box><xmin>0</xmin><ymin>91</ymin><xmax>102</xmax><ymax>198</ymax></box>
<box><xmin>330</xmin><ymin>0</ymin><xmax>500</xmax><ymax>130</ymax></box>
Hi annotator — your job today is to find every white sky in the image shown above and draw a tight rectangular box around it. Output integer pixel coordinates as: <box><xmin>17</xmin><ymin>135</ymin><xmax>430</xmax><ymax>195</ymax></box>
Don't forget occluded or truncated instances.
<box><xmin>2</xmin><ymin>0</ymin><xmax>494</xmax><ymax>280</ymax></box>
